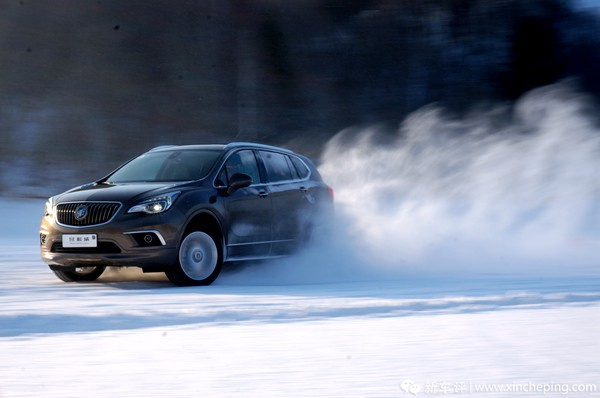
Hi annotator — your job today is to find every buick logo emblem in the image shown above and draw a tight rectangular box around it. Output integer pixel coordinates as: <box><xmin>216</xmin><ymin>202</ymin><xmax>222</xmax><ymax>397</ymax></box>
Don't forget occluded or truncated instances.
<box><xmin>74</xmin><ymin>205</ymin><xmax>88</xmax><ymax>221</ymax></box>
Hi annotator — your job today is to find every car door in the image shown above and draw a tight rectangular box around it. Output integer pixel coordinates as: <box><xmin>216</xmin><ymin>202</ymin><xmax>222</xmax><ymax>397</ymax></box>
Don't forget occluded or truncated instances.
<box><xmin>217</xmin><ymin>150</ymin><xmax>272</xmax><ymax>259</ymax></box>
<box><xmin>257</xmin><ymin>150</ymin><xmax>306</xmax><ymax>255</ymax></box>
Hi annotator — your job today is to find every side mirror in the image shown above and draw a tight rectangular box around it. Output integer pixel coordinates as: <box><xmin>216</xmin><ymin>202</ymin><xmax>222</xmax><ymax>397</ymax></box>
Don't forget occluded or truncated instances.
<box><xmin>227</xmin><ymin>173</ymin><xmax>252</xmax><ymax>195</ymax></box>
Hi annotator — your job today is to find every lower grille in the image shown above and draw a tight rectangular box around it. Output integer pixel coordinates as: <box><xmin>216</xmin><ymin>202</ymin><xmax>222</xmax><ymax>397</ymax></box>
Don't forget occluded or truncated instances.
<box><xmin>51</xmin><ymin>242</ymin><xmax>122</xmax><ymax>254</ymax></box>
<box><xmin>56</xmin><ymin>202</ymin><xmax>121</xmax><ymax>227</ymax></box>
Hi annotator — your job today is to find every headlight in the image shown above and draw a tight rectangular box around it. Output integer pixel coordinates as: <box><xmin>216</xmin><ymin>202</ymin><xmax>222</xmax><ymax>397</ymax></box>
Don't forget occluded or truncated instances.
<box><xmin>44</xmin><ymin>197</ymin><xmax>55</xmax><ymax>220</ymax></box>
<box><xmin>127</xmin><ymin>191</ymin><xmax>181</xmax><ymax>214</ymax></box>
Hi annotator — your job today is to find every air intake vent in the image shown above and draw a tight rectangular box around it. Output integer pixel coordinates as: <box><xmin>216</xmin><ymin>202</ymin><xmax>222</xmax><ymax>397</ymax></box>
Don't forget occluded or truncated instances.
<box><xmin>51</xmin><ymin>242</ymin><xmax>121</xmax><ymax>254</ymax></box>
<box><xmin>56</xmin><ymin>202</ymin><xmax>121</xmax><ymax>227</ymax></box>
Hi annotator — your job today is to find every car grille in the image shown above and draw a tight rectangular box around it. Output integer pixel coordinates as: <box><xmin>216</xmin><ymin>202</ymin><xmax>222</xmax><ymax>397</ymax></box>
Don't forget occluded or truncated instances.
<box><xmin>56</xmin><ymin>202</ymin><xmax>121</xmax><ymax>227</ymax></box>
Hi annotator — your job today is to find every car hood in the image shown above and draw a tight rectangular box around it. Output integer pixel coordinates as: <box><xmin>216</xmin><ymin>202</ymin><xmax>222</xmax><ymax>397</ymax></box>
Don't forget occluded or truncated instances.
<box><xmin>55</xmin><ymin>182</ymin><xmax>186</xmax><ymax>205</ymax></box>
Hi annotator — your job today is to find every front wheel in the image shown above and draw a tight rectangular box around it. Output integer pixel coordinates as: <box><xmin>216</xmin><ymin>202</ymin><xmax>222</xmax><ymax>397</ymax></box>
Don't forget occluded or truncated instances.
<box><xmin>165</xmin><ymin>231</ymin><xmax>222</xmax><ymax>286</ymax></box>
<box><xmin>52</xmin><ymin>266</ymin><xmax>106</xmax><ymax>282</ymax></box>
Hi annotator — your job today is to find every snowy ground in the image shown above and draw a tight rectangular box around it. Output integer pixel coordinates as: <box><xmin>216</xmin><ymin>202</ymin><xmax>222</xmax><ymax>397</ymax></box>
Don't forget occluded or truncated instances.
<box><xmin>1</xmin><ymin>199</ymin><xmax>599</xmax><ymax>397</ymax></box>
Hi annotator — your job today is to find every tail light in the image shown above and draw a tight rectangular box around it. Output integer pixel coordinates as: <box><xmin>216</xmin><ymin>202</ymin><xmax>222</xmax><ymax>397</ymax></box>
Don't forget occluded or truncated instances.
<box><xmin>327</xmin><ymin>186</ymin><xmax>334</xmax><ymax>201</ymax></box>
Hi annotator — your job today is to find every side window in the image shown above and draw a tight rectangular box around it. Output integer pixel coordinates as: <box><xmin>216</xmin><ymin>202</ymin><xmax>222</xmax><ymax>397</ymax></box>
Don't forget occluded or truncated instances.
<box><xmin>290</xmin><ymin>156</ymin><xmax>310</xmax><ymax>179</ymax></box>
<box><xmin>261</xmin><ymin>151</ymin><xmax>293</xmax><ymax>183</ymax></box>
<box><xmin>217</xmin><ymin>150</ymin><xmax>261</xmax><ymax>186</ymax></box>
<box><xmin>286</xmin><ymin>156</ymin><xmax>299</xmax><ymax>180</ymax></box>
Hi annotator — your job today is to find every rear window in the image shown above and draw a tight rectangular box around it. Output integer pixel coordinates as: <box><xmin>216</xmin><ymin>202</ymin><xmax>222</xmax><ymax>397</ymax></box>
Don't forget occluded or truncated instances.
<box><xmin>107</xmin><ymin>150</ymin><xmax>222</xmax><ymax>183</ymax></box>
<box><xmin>261</xmin><ymin>151</ymin><xmax>294</xmax><ymax>183</ymax></box>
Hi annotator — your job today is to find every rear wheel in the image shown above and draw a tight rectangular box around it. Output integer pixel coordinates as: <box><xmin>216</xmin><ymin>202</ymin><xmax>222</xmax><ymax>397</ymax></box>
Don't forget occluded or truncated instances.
<box><xmin>165</xmin><ymin>231</ymin><xmax>222</xmax><ymax>286</ymax></box>
<box><xmin>52</xmin><ymin>266</ymin><xmax>106</xmax><ymax>282</ymax></box>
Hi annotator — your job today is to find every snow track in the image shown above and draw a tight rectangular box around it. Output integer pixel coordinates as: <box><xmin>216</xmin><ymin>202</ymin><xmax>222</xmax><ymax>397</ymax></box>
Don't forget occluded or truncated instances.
<box><xmin>1</xmin><ymin>239</ymin><xmax>599</xmax><ymax>397</ymax></box>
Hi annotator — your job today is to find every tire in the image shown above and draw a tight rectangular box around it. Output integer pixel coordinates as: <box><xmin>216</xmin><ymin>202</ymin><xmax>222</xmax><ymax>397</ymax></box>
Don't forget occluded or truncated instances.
<box><xmin>165</xmin><ymin>230</ymin><xmax>222</xmax><ymax>286</ymax></box>
<box><xmin>52</xmin><ymin>266</ymin><xmax>106</xmax><ymax>282</ymax></box>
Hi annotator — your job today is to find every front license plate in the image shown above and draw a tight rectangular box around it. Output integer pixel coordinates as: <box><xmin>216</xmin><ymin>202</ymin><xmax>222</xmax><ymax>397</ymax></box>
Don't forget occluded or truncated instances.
<box><xmin>63</xmin><ymin>234</ymin><xmax>97</xmax><ymax>248</ymax></box>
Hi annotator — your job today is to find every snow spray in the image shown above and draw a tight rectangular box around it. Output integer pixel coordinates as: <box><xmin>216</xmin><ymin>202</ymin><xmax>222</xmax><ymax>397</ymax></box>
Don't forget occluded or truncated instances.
<box><xmin>319</xmin><ymin>82</ymin><xmax>600</xmax><ymax>276</ymax></box>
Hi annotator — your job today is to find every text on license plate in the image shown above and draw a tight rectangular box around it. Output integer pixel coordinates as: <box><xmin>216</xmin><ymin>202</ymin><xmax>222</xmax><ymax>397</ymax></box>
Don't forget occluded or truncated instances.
<box><xmin>62</xmin><ymin>234</ymin><xmax>97</xmax><ymax>248</ymax></box>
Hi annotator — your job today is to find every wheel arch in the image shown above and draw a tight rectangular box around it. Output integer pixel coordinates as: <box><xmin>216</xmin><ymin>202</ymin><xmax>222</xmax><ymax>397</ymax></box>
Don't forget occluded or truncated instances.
<box><xmin>182</xmin><ymin>209</ymin><xmax>227</xmax><ymax>259</ymax></box>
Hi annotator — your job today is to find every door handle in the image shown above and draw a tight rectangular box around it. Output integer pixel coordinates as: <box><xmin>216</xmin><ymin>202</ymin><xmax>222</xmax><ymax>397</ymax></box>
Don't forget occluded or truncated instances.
<box><xmin>258</xmin><ymin>191</ymin><xmax>269</xmax><ymax>198</ymax></box>
<box><xmin>299</xmin><ymin>187</ymin><xmax>308</xmax><ymax>192</ymax></box>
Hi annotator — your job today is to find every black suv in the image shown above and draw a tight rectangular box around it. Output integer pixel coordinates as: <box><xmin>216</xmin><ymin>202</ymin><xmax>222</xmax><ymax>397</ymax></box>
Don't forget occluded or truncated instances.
<box><xmin>40</xmin><ymin>143</ymin><xmax>333</xmax><ymax>286</ymax></box>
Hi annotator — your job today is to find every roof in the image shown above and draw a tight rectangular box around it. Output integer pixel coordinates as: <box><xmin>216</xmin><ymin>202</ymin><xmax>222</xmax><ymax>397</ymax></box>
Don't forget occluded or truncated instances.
<box><xmin>148</xmin><ymin>142</ymin><xmax>294</xmax><ymax>154</ymax></box>
<box><xmin>148</xmin><ymin>144</ymin><xmax>227</xmax><ymax>152</ymax></box>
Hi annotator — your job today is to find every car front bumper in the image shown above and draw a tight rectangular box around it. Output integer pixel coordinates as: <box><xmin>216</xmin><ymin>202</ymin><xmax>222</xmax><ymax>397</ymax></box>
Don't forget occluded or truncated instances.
<box><xmin>40</xmin><ymin>212</ymin><xmax>182</xmax><ymax>271</ymax></box>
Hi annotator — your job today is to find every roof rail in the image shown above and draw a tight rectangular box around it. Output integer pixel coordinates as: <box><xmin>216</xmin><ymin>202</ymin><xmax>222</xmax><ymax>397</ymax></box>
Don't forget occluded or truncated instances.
<box><xmin>225</xmin><ymin>142</ymin><xmax>293</xmax><ymax>153</ymax></box>
<box><xmin>149</xmin><ymin>145</ymin><xmax>178</xmax><ymax>152</ymax></box>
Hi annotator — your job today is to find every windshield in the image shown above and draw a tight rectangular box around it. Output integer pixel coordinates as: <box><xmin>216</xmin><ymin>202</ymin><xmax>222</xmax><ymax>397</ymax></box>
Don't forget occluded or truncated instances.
<box><xmin>106</xmin><ymin>150</ymin><xmax>222</xmax><ymax>183</ymax></box>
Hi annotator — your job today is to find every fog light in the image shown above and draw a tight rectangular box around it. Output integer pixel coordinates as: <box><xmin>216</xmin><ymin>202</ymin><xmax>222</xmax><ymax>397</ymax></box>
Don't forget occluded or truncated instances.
<box><xmin>40</xmin><ymin>233</ymin><xmax>47</xmax><ymax>246</ymax></box>
<box><xmin>127</xmin><ymin>231</ymin><xmax>165</xmax><ymax>247</ymax></box>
